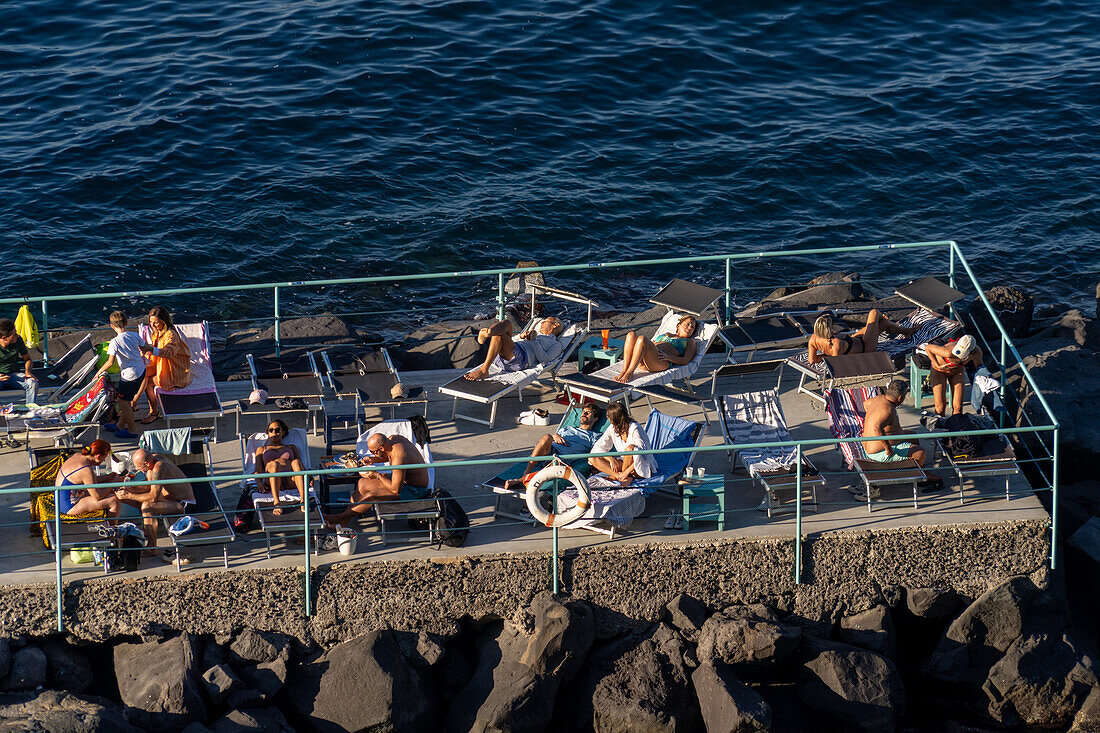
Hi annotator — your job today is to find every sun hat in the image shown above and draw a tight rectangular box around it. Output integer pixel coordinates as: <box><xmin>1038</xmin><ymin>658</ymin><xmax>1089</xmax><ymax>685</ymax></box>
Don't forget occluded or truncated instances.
<box><xmin>248</xmin><ymin>388</ymin><xmax>269</xmax><ymax>405</ymax></box>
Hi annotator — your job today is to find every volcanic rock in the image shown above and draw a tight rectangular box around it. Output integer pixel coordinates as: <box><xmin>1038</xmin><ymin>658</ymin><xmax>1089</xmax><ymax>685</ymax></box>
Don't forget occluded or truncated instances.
<box><xmin>796</xmin><ymin>638</ymin><xmax>906</xmax><ymax>732</ymax></box>
<box><xmin>113</xmin><ymin>634</ymin><xmax>207</xmax><ymax>731</ymax></box>
<box><xmin>691</xmin><ymin>662</ymin><xmax>771</xmax><ymax>733</ymax></box>
<box><xmin>838</xmin><ymin>605</ymin><xmax>896</xmax><ymax>660</ymax></box>
<box><xmin>3</xmin><ymin>646</ymin><xmax>47</xmax><ymax>691</ymax></box>
<box><xmin>696</xmin><ymin>604</ymin><xmax>802</xmax><ymax>672</ymax></box>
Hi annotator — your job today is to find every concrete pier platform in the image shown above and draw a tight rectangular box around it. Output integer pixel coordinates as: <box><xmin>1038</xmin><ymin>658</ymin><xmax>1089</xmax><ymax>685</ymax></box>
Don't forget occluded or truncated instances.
<box><xmin>0</xmin><ymin>353</ymin><xmax>1049</xmax><ymax>585</ymax></box>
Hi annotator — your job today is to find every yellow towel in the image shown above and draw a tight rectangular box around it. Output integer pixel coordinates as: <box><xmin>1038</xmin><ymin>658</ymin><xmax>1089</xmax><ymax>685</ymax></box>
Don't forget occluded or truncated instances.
<box><xmin>15</xmin><ymin>305</ymin><xmax>39</xmax><ymax>349</ymax></box>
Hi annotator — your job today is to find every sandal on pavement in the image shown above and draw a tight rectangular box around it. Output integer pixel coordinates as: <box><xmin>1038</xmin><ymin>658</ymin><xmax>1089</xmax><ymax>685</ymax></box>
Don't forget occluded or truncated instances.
<box><xmin>138</xmin><ymin>413</ymin><xmax>160</xmax><ymax>425</ymax></box>
<box><xmin>664</xmin><ymin>513</ymin><xmax>677</xmax><ymax>530</ymax></box>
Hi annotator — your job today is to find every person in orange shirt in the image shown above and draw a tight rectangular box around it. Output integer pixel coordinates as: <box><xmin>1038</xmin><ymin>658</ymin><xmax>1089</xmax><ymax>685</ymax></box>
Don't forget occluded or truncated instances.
<box><xmin>135</xmin><ymin>306</ymin><xmax>191</xmax><ymax>424</ymax></box>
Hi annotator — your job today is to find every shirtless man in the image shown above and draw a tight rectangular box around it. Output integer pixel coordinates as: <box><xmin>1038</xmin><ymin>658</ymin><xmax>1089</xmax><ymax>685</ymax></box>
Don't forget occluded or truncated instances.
<box><xmin>464</xmin><ymin>317</ymin><xmax>564</xmax><ymax>381</ymax></box>
<box><xmin>323</xmin><ymin>433</ymin><xmax>431</xmax><ymax>526</ymax></box>
<box><xmin>924</xmin><ymin>334</ymin><xmax>983</xmax><ymax>417</ymax></box>
<box><xmin>862</xmin><ymin>380</ymin><xmax>928</xmax><ymax>466</ymax></box>
<box><xmin>116</xmin><ymin>448</ymin><xmax>195</xmax><ymax>554</ymax></box>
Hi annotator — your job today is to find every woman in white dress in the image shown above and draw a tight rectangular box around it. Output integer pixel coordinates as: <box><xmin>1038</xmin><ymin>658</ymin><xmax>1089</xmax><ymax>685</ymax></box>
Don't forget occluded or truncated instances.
<box><xmin>587</xmin><ymin>402</ymin><xmax>655</xmax><ymax>486</ymax></box>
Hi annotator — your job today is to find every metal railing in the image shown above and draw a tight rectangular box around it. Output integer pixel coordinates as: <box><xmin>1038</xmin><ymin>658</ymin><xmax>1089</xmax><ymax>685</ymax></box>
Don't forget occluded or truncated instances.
<box><xmin>0</xmin><ymin>240</ymin><xmax>1060</xmax><ymax>631</ymax></box>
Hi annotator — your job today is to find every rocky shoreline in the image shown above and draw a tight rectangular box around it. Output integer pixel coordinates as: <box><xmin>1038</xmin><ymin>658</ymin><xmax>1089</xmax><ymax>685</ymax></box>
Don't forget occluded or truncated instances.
<box><xmin>0</xmin><ymin>576</ymin><xmax>1095</xmax><ymax>732</ymax></box>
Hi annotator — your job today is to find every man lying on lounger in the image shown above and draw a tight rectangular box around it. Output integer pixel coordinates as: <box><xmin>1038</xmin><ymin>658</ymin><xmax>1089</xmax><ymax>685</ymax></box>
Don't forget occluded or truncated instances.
<box><xmin>503</xmin><ymin>403</ymin><xmax>604</xmax><ymax>491</ymax></box>
<box><xmin>464</xmin><ymin>317</ymin><xmax>564</xmax><ymax>381</ymax></box>
<box><xmin>323</xmin><ymin>433</ymin><xmax>431</xmax><ymax>527</ymax></box>
<box><xmin>116</xmin><ymin>448</ymin><xmax>195</xmax><ymax>556</ymax></box>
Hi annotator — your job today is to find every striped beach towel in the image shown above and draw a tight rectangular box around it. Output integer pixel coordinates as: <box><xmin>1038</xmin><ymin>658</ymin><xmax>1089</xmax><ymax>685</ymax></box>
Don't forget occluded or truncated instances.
<box><xmin>719</xmin><ymin>389</ymin><xmax>798</xmax><ymax>476</ymax></box>
<box><xmin>824</xmin><ymin>385</ymin><xmax>879</xmax><ymax>470</ymax></box>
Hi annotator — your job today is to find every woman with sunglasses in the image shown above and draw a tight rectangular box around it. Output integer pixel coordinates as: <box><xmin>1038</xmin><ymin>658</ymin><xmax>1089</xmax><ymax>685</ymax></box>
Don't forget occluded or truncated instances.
<box><xmin>254</xmin><ymin>419</ymin><xmax>306</xmax><ymax>515</ymax></box>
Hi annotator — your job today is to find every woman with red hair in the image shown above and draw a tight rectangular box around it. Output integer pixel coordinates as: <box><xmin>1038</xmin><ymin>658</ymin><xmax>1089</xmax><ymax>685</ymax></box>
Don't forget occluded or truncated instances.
<box><xmin>54</xmin><ymin>439</ymin><xmax>124</xmax><ymax>517</ymax></box>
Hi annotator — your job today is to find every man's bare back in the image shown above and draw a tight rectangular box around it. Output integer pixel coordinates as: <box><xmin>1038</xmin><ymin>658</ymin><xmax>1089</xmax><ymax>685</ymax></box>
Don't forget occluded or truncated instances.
<box><xmin>862</xmin><ymin>394</ymin><xmax>903</xmax><ymax>456</ymax></box>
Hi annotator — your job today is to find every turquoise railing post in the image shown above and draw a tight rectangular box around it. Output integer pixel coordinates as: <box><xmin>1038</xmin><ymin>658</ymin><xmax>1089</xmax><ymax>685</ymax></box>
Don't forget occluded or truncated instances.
<box><xmin>54</xmin><ymin>492</ymin><xmax>63</xmax><ymax>631</ymax></box>
<box><xmin>41</xmin><ymin>300</ymin><xmax>49</xmax><ymax>366</ymax></box>
<box><xmin>497</xmin><ymin>273</ymin><xmax>506</xmax><ymax>322</ymax></box>
<box><xmin>724</xmin><ymin>258</ymin><xmax>732</xmax><ymax>323</ymax></box>
<box><xmin>274</xmin><ymin>286</ymin><xmax>281</xmax><ymax>358</ymax></box>
<box><xmin>794</xmin><ymin>444</ymin><xmax>803</xmax><ymax>584</ymax></box>
<box><xmin>551</xmin><ymin>479</ymin><xmax>560</xmax><ymax>595</ymax></box>
<box><xmin>1051</xmin><ymin>428</ymin><xmax>1059</xmax><ymax>570</ymax></box>
<box><xmin>303</xmin><ymin>474</ymin><xmax>312</xmax><ymax>616</ymax></box>
<box><xmin>949</xmin><ymin>243</ymin><xmax>956</xmax><ymax>291</ymax></box>
<box><xmin>1000</xmin><ymin>338</ymin><xmax>1008</xmax><ymax>428</ymax></box>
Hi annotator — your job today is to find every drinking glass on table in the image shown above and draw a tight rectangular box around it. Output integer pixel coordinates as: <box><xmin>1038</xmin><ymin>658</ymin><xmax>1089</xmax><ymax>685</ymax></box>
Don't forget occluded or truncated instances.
<box><xmin>601</xmin><ymin>329</ymin><xmax>610</xmax><ymax>349</ymax></box>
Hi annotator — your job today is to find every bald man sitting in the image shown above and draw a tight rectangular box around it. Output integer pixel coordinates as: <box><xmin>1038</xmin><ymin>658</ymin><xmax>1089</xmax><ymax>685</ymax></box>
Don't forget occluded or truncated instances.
<box><xmin>323</xmin><ymin>433</ymin><xmax>431</xmax><ymax>527</ymax></box>
<box><xmin>116</xmin><ymin>448</ymin><xmax>195</xmax><ymax>555</ymax></box>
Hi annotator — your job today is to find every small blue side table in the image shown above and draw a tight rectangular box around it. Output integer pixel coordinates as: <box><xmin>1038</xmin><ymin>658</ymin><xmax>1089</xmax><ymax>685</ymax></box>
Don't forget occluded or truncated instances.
<box><xmin>680</xmin><ymin>475</ymin><xmax>726</xmax><ymax>531</ymax></box>
<box><xmin>577</xmin><ymin>336</ymin><xmax>625</xmax><ymax>372</ymax></box>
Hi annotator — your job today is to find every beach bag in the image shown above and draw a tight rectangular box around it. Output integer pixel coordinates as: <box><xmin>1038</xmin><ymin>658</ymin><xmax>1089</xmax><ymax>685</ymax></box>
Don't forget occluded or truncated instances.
<box><xmin>942</xmin><ymin>413</ymin><xmax>980</xmax><ymax>458</ymax></box>
<box><xmin>431</xmin><ymin>489</ymin><xmax>469</xmax><ymax>548</ymax></box>
<box><xmin>70</xmin><ymin>548</ymin><xmax>95</xmax><ymax>564</ymax></box>
<box><xmin>104</xmin><ymin>522</ymin><xmax>146</xmax><ymax>572</ymax></box>
<box><xmin>233</xmin><ymin>489</ymin><xmax>257</xmax><ymax>532</ymax></box>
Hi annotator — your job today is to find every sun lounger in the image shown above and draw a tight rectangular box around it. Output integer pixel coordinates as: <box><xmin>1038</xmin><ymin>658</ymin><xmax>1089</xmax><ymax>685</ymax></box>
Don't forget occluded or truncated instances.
<box><xmin>0</xmin><ymin>335</ymin><xmax>99</xmax><ymax>407</ymax></box>
<box><xmin>717</xmin><ymin>313</ymin><xmax>815</xmax><ymax>361</ymax></box>
<box><xmin>553</xmin><ymin>409</ymin><xmax>704</xmax><ymax>537</ymax></box>
<box><xmin>824</xmin><ymin>386</ymin><xmax>929</xmax><ymax>511</ymax></box>
<box><xmin>29</xmin><ymin>446</ymin><xmax>111</xmax><ymax>566</ymax></box>
<box><xmin>138</xmin><ymin>429</ymin><xmax>235</xmax><ymax>571</ymax></box>
<box><xmin>929</xmin><ymin>412</ymin><xmax>1020</xmax><ymax>504</ymax></box>
<box><xmin>786</xmin><ymin>350</ymin><xmax>897</xmax><ymax>404</ymax></box>
<box><xmin>481</xmin><ymin>405</ymin><xmax>611</xmax><ymax>523</ymax></box>
<box><xmin>439</xmin><ymin>318</ymin><xmax>587</xmax><ymax>428</ymax></box>
<box><xmin>239</xmin><ymin>427</ymin><xmax>323</xmax><ymax>558</ymax></box>
<box><xmin>321</xmin><ymin>347</ymin><xmax>426</xmax><ymax>422</ymax></box>
<box><xmin>140</xmin><ymin>322</ymin><xmax>224</xmax><ymax>438</ymax></box>
<box><xmin>718</xmin><ymin>386</ymin><xmax>824</xmax><ymax>517</ymax></box>
<box><xmin>348</xmin><ymin>418</ymin><xmax>441</xmax><ymax>545</ymax></box>
<box><xmin>9</xmin><ymin>375</ymin><xmax>114</xmax><ymax>450</ymax></box>
<box><xmin>894</xmin><ymin>276</ymin><xmax>964</xmax><ymax>314</ymax></box>
<box><xmin>237</xmin><ymin>351</ymin><xmax>326</xmax><ymax>434</ymax></box>
<box><xmin>559</xmin><ymin>279</ymin><xmax>723</xmax><ymax>405</ymax></box>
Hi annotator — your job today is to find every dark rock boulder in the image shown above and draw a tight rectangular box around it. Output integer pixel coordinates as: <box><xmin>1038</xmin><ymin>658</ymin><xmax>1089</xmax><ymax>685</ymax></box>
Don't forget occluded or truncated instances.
<box><xmin>239</xmin><ymin>656</ymin><xmax>287</xmax><ymax>699</ymax></box>
<box><xmin>838</xmin><ymin>605</ymin><xmax>896</xmax><ymax>660</ymax></box>
<box><xmin>905</xmin><ymin>586</ymin><xmax>960</xmax><ymax>621</ymax></box>
<box><xmin>1072</xmin><ymin>684</ymin><xmax>1100</xmax><ymax>732</ymax></box>
<box><xmin>968</xmin><ymin>286</ymin><xmax>1034</xmax><ymax>339</ymax></box>
<box><xmin>3</xmin><ymin>646</ymin><xmax>47</xmax><ymax>691</ymax></box>
<box><xmin>796</xmin><ymin>638</ymin><xmax>906</xmax><ymax>733</ymax></box>
<box><xmin>391</xmin><ymin>320</ymin><xmax>482</xmax><ymax>370</ymax></box>
<box><xmin>285</xmin><ymin>630</ymin><xmax>437</xmax><ymax>733</ymax></box>
<box><xmin>1015</xmin><ymin>345</ymin><xmax>1100</xmax><ymax>475</ymax></box>
<box><xmin>229</xmin><ymin>629</ymin><xmax>281</xmax><ymax>666</ymax></box>
<box><xmin>446</xmin><ymin>592</ymin><xmax>595</xmax><ymax>733</ymax></box>
<box><xmin>0</xmin><ymin>689</ymin><xmax>142</xmax><ymax>732</ymax></box>
<box><xmin>691</xmin><ymin>663</ymin><xmax>771</xmax><ymax>733</ymax></box>
<box><xmin>202</xmin><ymin>664</ymin><xmax>243</xmax><ymax>707</ymax></box>
<box><xmin>662</xmin><ymin>594</ymin><xmax>708</xmax><ymax>639</ymax></box>
<box><xmin>223</xmin><ymin>688</ymin><xmax>265</xmax><ymax>710</ymax></box>
<box><xmin>696</xmin><ymin>605</ymin><xmax>802</xmax><ymax>672</ymax></box>
<box><xmin>113</xmin><ymin>633</ymin><xmax>208</xmax><ymax>731</ymax></box>
<box><xmin>925</xmin><ymin>576</ymin><xmax>1037</xmax><ymax>686</ymax></box>
<box><xmin>564</xmin><ymin>623</ymin><xmax>699</xmax><ymax>733</ymax></box>
<box><xmin>983</xmin><ymin>633</ymin><xmax>1098</xmax><ymax>728</ymax></box>
<box><xmin>210</xmin><ymin>707</ymin><xmax>294</xmax><ymax>733</ymax></box>
<box><xmin>42</xmin><ymin>639</ymin><xmax>93</xmax><ymax>693</ymax></box>
<box><xmin>0</xmin><ymin>639</ymin><xmax>10</xmax><ymax>680</ymax></box>
<box><xmin>1028</xmin><ymin>309</ymin><xmax>1099</xmax><ymax>349</ymax></box>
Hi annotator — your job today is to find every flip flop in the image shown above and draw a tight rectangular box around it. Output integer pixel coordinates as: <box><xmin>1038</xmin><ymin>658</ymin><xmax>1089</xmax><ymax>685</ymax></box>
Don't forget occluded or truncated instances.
<box><xmin>664</xmin><ymin>512</ymin><xmax>676</xmax><ymax>530</ymax></box>
<box><xmin>138</xmin><ymin>414</ymin><xmax>160</xmax><ymax>424</ymax></box>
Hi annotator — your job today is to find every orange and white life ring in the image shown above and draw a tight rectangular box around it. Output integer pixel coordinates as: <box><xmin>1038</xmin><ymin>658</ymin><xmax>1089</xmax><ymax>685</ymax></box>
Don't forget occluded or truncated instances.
<box><xmin>525</xmin><ymin>462</ymin><xmax>591</xmax><ymax>528</ymax></box>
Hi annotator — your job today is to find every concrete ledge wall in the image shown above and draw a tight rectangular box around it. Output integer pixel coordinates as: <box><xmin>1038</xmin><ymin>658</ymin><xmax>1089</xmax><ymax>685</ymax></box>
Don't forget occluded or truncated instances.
<box><xmin>0</xmin><ymin>519</ymin><xmax>1050</xmax><ymax>643</ymax></box>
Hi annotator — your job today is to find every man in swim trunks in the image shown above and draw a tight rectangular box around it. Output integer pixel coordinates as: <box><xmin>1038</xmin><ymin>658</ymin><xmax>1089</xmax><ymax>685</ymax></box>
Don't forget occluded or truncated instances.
<box><xmin>323</xmin><ymin>432</ymin><xmax>431</xmax><ymax>526</ymax></box>
<box><xmin>503</xmin><ymin>404</ymin><xmax>603</xmax><ymax>491</ymax></box>
<box><xmin>924</xmin><ymin>334</ymin><xmax>983</xmax><ymax>417</ymax></box>
<box><xmin>116</xmin><ymin>448</ymin><xmax>195</xmax><ymax>554</ymax></box>
<box><xmin>464</xmin><ymin>317</ymin><xmax>564</xmax><ymax>381</ymax></box>
<box><xmin>862</xmin><ymin>380</ymin><xmax>929</xmax><ymax>466</ymax></box>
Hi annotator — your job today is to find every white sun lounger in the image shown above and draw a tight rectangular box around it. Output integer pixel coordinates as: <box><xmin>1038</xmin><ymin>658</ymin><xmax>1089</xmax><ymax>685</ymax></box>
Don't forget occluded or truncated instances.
<box><xmin>140</xmin><ymin>322</ymin><xmax>225</xmax><ymax>439</ymax></box>
<box><xmin>239</xmin><ymin>427</ymin><xmax>323</xmax><ymax>558</ymax></box>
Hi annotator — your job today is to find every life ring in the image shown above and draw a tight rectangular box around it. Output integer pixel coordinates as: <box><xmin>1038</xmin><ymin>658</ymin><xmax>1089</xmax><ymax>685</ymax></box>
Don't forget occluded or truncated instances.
<box><xmin>525</xmin><ymin>463</ymin><xmax>591</xmax><ymax>528</ymax></box>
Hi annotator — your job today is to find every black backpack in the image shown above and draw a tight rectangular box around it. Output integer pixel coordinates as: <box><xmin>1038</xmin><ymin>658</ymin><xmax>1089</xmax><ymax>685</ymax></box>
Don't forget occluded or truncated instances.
<box><xmin>431</xmin><ymin>489</ymin><xmax>469</xmax><ymax>548</ymax></box>
<box><xmin>233</xmin><ymin>488</ymin><xmax>257</xmax><ymax>533</ymax></box>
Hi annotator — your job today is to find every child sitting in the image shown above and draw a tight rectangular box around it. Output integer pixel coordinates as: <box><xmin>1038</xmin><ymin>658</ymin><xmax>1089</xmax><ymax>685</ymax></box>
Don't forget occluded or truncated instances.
<box><xmin>93</xmin><ymin>310</ymin><xmax>146</xmax><ymax>439</ymax></box>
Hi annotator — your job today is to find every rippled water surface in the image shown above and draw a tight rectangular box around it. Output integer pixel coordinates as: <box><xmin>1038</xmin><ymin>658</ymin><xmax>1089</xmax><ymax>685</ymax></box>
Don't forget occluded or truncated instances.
<box><xmin>2</xmin><ymin>0</ymin><xmax>1098</xmax><ymax>326</ymax></box>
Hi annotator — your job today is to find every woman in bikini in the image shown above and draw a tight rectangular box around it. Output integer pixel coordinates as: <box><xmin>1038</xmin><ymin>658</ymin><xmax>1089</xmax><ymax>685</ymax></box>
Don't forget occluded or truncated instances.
<box><xmin>807</xmin><ymin>310</ymin><xmax>916</xmax><ymax>365</ymax></box>
<box><xmin>54</xmin><ymin>439</ymin><xmax>123</xmax><ymax>518</ymax></box>
<box><xmin>254</xmin><ymin>419</ymin><xmax>307</xmax><ymax>515</ymax></box>
<box><xmin>135</xmin><ymin>306</ymin><xmax>192</xmax><ymax>424</ymax></box>
<box><xmin>613</xmin><ymin>314</ymin><xmax>699</xmax><ymax>383</ymax></box>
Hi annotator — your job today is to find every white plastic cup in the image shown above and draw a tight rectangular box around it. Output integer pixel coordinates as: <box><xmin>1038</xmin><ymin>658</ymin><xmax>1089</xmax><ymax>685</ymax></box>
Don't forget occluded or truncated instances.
<box><xmin>683</xmin><ymin>467</ymin><xmax>695</xmax><ymax>479</ymax></box>
<box><xmin>697</xmin><ymin>467</ymin><xmax>706</xmax><ymax>479</ymax></box>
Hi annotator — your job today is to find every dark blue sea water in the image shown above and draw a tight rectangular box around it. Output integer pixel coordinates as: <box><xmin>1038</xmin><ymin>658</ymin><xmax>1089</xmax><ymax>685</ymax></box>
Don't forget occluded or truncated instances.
<box><xmin>2</xmin><ymin>0</ymin><xmax>1098</xmax><ymax>329</ymax></box>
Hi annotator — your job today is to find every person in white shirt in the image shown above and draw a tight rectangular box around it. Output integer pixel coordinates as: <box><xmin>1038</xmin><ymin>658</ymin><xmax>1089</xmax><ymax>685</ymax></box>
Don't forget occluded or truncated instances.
<box><xmin>464</xmin><ymin>316</ymin><xmax>564</xmax><ymax>381</ymax></box>
<box><xmin>588</xmin><ymin>402</ymin><xmax>655</xmax><ymax>486</ymax></box>
<box><xmin>92</xmin><ymin>311</ymin><xmax>147</xmax><ymax>439</ymax></box>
